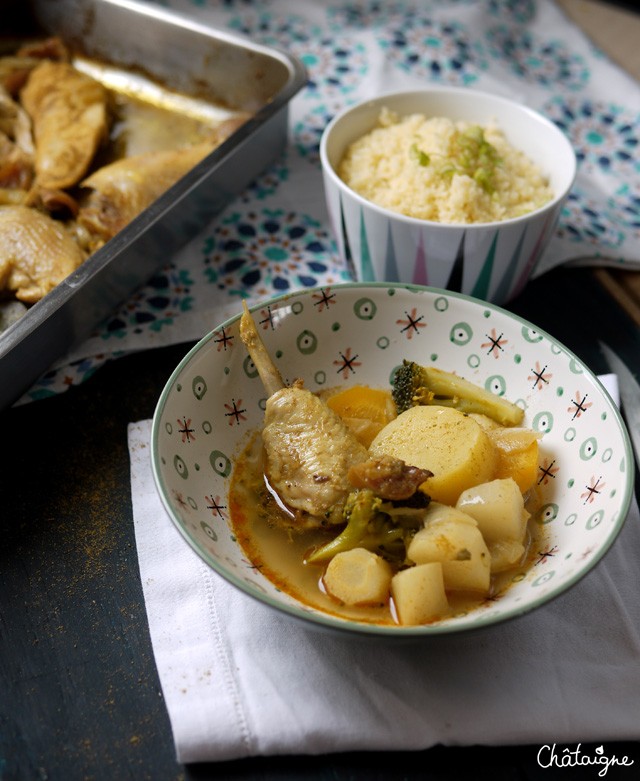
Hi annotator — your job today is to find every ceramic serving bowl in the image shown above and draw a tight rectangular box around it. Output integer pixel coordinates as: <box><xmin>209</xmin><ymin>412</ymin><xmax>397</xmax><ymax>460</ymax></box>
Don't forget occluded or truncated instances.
<box><xmin>320</xmin><ymin>88</ymin><xmax>576</xmax><ymax>305</ymax></box>
<box><xmin>151</xmin><ymin>283</ymin><xmax>632</xmax><ymax>638</ymax></box>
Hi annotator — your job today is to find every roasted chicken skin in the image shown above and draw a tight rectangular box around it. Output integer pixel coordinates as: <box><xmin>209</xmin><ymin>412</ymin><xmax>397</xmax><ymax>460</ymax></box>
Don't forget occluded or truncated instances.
<box><xmin>0</xmin><ymin>86</ymin><xmax>34</xmax><ymax>191</ymax></box>
<box><xmin>263</xmin><ymin>383</ymin><xmax>369</xmax><ymax>521</ymax></box>
<box><xmin>0</xmin><ymin>133</ymin><xmax>32</xmax><ymax>192</ymax></box>
<box><xmin>240</xmin><ymin>302</ymin><xmax>369</xmax><ymax>526</ymax></box>
<box><xmin>0</xmin><ymin>205</ymin><xmax>85</xmax><ymax>303</ymax></box>
<box><xmin>20</xmin><ymin>60</ymin><xmax>108</xmax><ymax>190</ymax></box>
<box><xmin>76</xmin><ymin>141</ymin><xmax>216</xmax><ymax>247</ymax></box>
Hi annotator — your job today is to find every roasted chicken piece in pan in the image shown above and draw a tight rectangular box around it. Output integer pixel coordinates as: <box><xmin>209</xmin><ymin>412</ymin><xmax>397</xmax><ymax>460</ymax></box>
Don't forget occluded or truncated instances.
<box><xmin>0</xmin><ymin>87</ymin><xmax>34</xmax><ymax>157</ymax></box>
<box><xmin>75</xmin><ymin>140</ymin><xmax>217</xmax><ymax>249</ymax></box>
<box><xmin>0</xmin><ymin>205</ymin><xmax>85</xmax><ymax>303</ymax></box>
<box><xmin>0</xmin><ymin>57</ymin><xmax>42</xmax><ymax>97</ymax></box>
<box><xmin>1</xmin><ymin>37</ymin><xmax>69</xmax><ymax>99</ymax></box>
<box><xmin>76</xmin><ymin>116</ymin><xmax>248</xmax><ymax>250</ymax></box>
<box><xmin>20</xmin><ymin>60</ymin><xmax>108</xmax><ymax>190</ymax></box>
<box><xmin>239</xmin><ymin>302</ymin><xmax>369</xmax><ymax>527</ymax></box>
<box><xmin>0</xmin><ymin>132</ymin><xmax>32</xmax><ymax>193</ymax></box>
<box><xmin>0</xmin><ymin>87</ymin><xmax>34</xmax><ymax>191</ymax></box>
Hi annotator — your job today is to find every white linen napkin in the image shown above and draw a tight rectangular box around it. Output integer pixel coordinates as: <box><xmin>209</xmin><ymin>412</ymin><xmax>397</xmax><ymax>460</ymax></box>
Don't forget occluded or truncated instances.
<box><xmin>128</xmin><ymin>375</ymin><xmax>640</xmax><ymax>764</ymax></box>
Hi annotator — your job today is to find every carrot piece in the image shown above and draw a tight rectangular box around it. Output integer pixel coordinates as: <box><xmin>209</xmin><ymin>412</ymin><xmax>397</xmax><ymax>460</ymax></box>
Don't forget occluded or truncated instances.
<box><xmin>327</xmin><ymin>385</ymin><xmax>396</xmax><ymax>448</ymax></box>
<box><xmin>494</xmin><ymin>440</ymin><xmax>539</xmax><ymax>493</ymax></box>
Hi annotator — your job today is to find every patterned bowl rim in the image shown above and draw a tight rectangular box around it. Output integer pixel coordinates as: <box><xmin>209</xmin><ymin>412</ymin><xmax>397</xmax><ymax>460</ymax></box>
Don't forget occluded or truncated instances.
<box><xmin>151</xmin><ymin>282</ymin><xmax>634</xmax><ymax>638</ymax></box>
<box><xmin>319</xmin><ymin>86</ymin><xmax>578</xmax><ymax>230</ymax></box>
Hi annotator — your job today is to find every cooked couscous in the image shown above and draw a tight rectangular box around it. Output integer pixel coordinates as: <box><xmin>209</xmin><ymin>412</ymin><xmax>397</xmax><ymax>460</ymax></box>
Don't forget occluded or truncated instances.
<box><xmin>337</xmin><ymin>108</ymin><xmax>554</xmax><ymax>224</ymax></box>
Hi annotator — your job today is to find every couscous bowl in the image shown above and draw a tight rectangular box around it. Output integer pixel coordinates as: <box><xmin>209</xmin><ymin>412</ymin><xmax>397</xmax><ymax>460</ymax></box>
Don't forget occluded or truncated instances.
<box><xmin>320</xmin><ymin>88</ymin><xmax>576</xmax><ymax>304</ymax></box>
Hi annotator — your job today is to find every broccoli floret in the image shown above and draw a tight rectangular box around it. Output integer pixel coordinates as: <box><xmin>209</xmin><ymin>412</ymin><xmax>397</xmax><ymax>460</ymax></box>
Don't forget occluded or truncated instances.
<box><xmin>392</xmin><ymin>359</ymin><xmax>435</xmax><ymax>415</ymax></box>
<box><xmin>306</xmin><ymin>489</ymin><xmax>381</xmax><ymax>564</ymax></box>
<box><xmin>391</xmin><ymin>359</ymin><xmax>524</xmax><ymax>426</ymax></box>
<box><xmin>306</xmin><ymin>488</ymin><xmax>426</xmax><ymax>566</ymax></box>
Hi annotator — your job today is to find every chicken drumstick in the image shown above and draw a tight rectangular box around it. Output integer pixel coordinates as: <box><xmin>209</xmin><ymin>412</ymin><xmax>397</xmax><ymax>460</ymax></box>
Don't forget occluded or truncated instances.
<box><xmin>239</xmin><ymin>302</ymin><xmax>368</xmax><ymax>526</ymax></box>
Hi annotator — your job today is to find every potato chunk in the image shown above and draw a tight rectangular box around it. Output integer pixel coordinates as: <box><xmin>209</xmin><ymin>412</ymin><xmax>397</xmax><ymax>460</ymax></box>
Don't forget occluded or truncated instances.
<box><xmin>391</xmin><ymin>563</ymin><xmax>449</xmax><ymax>625</ymax></box>
<box><xmin>456</xmin><ymin>477</ymin><xmax>528</xmax><ymax>544</ymax></box>
<box><xmin>369</xmin><ymin>405</ymin><xmax>497</xmax><ymax>505</ymax></box>
<box><xmin>407</xmin><ymin>504</ymin><xmax>491</xmax><ymax>594</ymax></box>
<box><xmin>323</xmin><ymin>548</ymin><xmax>392</xmax><ymax>606</ymax></box>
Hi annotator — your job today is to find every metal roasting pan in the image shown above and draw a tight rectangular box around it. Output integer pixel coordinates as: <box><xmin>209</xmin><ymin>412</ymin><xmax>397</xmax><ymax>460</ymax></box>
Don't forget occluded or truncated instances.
<box><xmin>0</xmin><ymin>0</ymin><xmax>306</xmax><ymax>409</ymax></box>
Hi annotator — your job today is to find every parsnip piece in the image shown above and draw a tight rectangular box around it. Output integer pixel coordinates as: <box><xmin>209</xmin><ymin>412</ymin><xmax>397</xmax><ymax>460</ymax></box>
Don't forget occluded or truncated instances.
<box><xmin>369</xmin><ymin>405</ymin><xmax>498</xmax><ymax>505</ymax></box>
<box><xmin>456</xmin><ymin>477</ymin><xmax>528</xmax><ymax>544</ymax></box>
<box><xmin>391</xmin><ymin>563</ymin><xmax>449</xmax><ymax>625</ymax></box>
<box><xmin>489</xmin><ymin>539</ymin><xmax>526</xmax><ymax>573</ymax></box>
<box><xmin>407</xmin><ymin>504</ymin><xmax>491</xmax><ymax>593</ymax></box>
<box><xmin>323</xmin><ymin>547</ymin><xmax>392</xmax><ymax>606</ymax></box>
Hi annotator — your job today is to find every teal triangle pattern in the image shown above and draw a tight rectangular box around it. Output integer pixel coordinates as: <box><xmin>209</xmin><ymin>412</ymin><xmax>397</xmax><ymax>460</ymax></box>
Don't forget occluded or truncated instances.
<box><xmin>471</xmin><ymin>231</ymin><xmax>498</xmax><ymax>300</ymax></box>
<box><xmin>512</xmin><ymin>211</ymin><xmax>554</xmax><ymax>299</ymax></box>
<box><xmin>384</xmin><ymin>223</ymin><xmax>400</xmax><ymax>280</ymax></box>
<box><xmin>446</xmin><ymin>232</ymin><xmax>465</xmax><ymax>292</ymax></box>
<box><xmin>359</xmin><ymin>209</ymin><xmax>375</xmax><ymax>281</ymax></box>
<box><xmin>492</xmin><ymin>227</ymin><xmax>525</xmax><ymax>304</ymax></box>
<box><xmin>339</xmin><ymin>191</ymin><xmax>358</xmax><ymax>280</ymax></box>
<box><xmin>412</xmin><ymin>231</ymin><xmax>428</xmax><ymax>285</ymax></box>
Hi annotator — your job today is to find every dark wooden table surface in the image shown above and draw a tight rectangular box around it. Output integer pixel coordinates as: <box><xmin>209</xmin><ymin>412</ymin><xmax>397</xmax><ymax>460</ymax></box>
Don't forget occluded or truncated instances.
<box><xmin>2</xmin><ymin>266</ymin><xmax>639</xmax><ymax>781</ymax></box>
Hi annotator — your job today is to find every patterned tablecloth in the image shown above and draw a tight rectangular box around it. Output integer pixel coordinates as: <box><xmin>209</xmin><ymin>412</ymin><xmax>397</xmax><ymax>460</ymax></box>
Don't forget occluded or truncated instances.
<box><xmin>20</xmin><ymin>0</ymin><xmax>640</xmax><ymax>403</ymax></box>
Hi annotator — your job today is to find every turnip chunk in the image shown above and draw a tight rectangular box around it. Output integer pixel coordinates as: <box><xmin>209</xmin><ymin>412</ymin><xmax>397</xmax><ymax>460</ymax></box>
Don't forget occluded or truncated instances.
<box><xmin>407</xmin><ymin>503</ymin><xmax>491</xmax><ymax>594</ymax></box>
<box><xmin>488</xmin><ymin>539</ymin><xmax>526</xmax><ymax>573</ymax></box>
<box><xmin>323</xmin><ymin>548</ymin><xmax>392</xmax><ymax>606</ymax></box>
<box><xmin>391</xmin><ymin>563</ymin><xmax>449</xmax><ymax>625</ymax></box>
<box><xmin>456</xmin><ymin>477</ymin><xmax>529</xmax><ymax>544</ymax></box>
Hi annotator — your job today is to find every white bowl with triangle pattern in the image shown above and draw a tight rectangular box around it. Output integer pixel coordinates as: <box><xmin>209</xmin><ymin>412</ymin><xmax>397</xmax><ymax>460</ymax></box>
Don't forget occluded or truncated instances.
<box><xmin>320</xmin><ymin>88</ymin><xmax>576</xmax><ymax>306</ymax></box>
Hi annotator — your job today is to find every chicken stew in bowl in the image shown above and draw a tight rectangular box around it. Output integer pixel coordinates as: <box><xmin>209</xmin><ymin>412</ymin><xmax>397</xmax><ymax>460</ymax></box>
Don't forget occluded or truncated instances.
<box><xmin>231</xmin><ymin>304</ymin><xmax>545</xmax><ymax>626</ymax></box>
